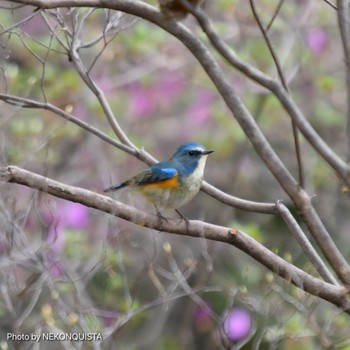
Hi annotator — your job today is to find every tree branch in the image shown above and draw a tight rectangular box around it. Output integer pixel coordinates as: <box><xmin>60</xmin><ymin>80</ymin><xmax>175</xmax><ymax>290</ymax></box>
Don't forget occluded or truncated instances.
<box><xmin>0</xmin><ymin>85</ymin><xmax>336</xmax><ymax>283</ymax></box>
<box><xmin>337</xmin><ymin>0</ymin><xmax>350</xmax><ymax>163</ymax></box>
<box><xmin>173</xmin><ymin>0</ymin><xmax>350</xmax><ymax>285</ymax></box>
<box><xmin>202</xmin><ymin>183</ymin><xmax>338</xmax><ymax>285</ymax></box>
<box><xmin>265</xmin><ymin>0</ymin><xmax>285</xmax><ymax>32</ymax></box>
<box><xmin>0</xmin><ymin>93</ymin><xmax>155</xmax><ymax>164</ymax></box>
<box><xmin>249</xmin><ymin>0</ymin><xmax>305</xmax><ymax>189</ymax></box>
<box><xmin>0</xmin><ymin>164</ymin><xmax>348</xmax><ymax>311</ymax></box>
<box><xmin>5</xmin><ymin>0</ymin><xmax>350</xmax><ymax>285</ymax></box>
<box><xmin>183</xmin><ymin>0</ymin><xmax>350</xmax><ymax>186</ymax></box>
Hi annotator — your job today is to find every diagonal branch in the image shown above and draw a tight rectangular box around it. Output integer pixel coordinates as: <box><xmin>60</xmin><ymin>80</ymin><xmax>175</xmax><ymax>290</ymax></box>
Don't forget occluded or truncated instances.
<box><xmin>168</xmin><ymin>0</ymin><xmax>350</xmax><ymax>285</ymax></box>
<box><xmin>4</xmin><ymin>0</ymin><xmax>350</xmax><ymax>285</ymax></box>
<box><xmin>0</xmin><ymin>94</ymin><xmax>336</xmax><ymax>284</ymax></box>
<box><xmin>249</xmin><ymin>0</ymin><xmax>305</xmax><ymax>189</ymax></box>
<box><xmin>180</xmin><ymin>0</ymin><xmax>350</xmax><ymax>186</ymax></box>
<box><xmin>266</xmin><ymin>0</ymin><xmax>285</xmax><ymax>32</ymax></box>
<box><xmin>0</xmin><ymin>164</ymin><xmax>348</xmax><ymax>311</ymax></box>
<box><xmin>0</xmin><ymin>93</ymin><xmax>141</xmax><ymax>158</ymax></box>
<box><xmin>0</xmin><ymin>91</ymin><xmax>336</xmax><ymax>284</ymax></box>
<box><xmin>202</xmin><ymin>183</ymin><xmax>338</xmax><ymax>285</ymax></box>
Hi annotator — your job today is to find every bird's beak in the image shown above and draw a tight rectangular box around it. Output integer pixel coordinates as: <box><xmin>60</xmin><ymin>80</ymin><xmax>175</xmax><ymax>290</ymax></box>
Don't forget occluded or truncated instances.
<box><xmin>202</xmin><ymin>150</ymin><xmax>214</xmax><ymax>155</ymax></box>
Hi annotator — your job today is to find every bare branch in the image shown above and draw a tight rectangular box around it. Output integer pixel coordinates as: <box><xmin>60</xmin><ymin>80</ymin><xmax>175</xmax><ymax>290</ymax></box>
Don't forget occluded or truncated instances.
<box><xmin>324</xmin><ymin>0</ymin><xmax>338</xmax><ymax>10</ymax></box>
<box><xmin>5</xmin><ymin>0</ymin><xmax>350</xmax><ymax>285</ymax></box>
<box><xmin>250</xmin><ymin>0</ymin><xmax>287</xmax><ymax>90</ymax></box>
<box><xmin>1</xmin><ymin>95</ymin><xmax>334</xmax><ymax>284</ymax></box>
<box><xmin>337</xmin><ymin>0</ymin><xmax>350</xmax><ymax>163</ymax></box>
<box><xmin>68</xmin><ymin>20</ymin><xmax>137</xmax><ymax>148</ymax></box>
<box><xmin>1</xmin><ymin>164</ymin><xmax>348</xmax><ymax>310</ymax></box>
<box><xmin>202</xmin><ymin>183</ymin><xmax>338</xmax><ymax>285</ymax></box>
<box><xmin>249</xmin><ymin>0</ymin><xmax>305</xmax><ymax>189</ymax></box>
<box><xmin>0</xmin><ymin>93</ymin><xmax>145</xmax><ymax>159</ymax></box>
<box><xmin>265</xmin><ymin>0</ymin><xmax>285</xmax><ymax>32</ymax></box>
<box><xmin>182</xmin><ymin>0</ymin><xmax>350</xmax><ymax>186</ymax></box>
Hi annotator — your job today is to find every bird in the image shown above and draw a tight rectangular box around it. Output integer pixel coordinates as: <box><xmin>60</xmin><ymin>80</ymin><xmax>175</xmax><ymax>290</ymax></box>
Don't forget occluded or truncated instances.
<box><xmin>104</xmin><ymin>142</ymin><xmax>213</xmax><ymax>217</ymax></box>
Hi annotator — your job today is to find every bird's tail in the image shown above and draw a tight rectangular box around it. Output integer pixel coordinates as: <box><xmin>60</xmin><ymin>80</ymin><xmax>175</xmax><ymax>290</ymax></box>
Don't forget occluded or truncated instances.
<box><xmin>104</xmin><ymin>182</ymin><xmax>127</xmax><ymax>192</ymax></box>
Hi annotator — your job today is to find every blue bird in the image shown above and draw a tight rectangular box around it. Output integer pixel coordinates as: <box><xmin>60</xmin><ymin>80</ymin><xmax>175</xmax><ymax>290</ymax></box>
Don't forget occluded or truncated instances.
<box><xmin>104</xmin><ymin>143</ymin><xmax>213</xmax><ymax>212</ymax></box>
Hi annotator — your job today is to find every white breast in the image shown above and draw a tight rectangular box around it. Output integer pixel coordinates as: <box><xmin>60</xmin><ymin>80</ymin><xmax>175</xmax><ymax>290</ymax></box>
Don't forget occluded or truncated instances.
<box><xmin>140</xmin><ymin>155</ymin><xmax>209</xmax><ymax>210</ymax></box>
<box><xmin>182</xmin><ymin>155</ymin><xmax>209</xmax><ymax>191</ymax></box>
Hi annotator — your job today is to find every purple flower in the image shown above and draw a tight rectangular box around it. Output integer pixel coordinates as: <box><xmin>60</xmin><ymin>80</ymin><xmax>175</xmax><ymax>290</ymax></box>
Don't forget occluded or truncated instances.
<box><xmin>306</xmin><ymin>28</ymin><xmax>327</xmax><ymax>55</ymax></box>
<box><xmin>43</xmin><ymin>200</ymin><xmax>90</xmax><ymax>277</ymax></box>
<box><xmin>58</xmin><ymin>201</ymin><xmax>89</xmax><ymax>229</ymax></box>
<box><xmin>46</xmin><ymin>201</ymin><xmax>89</xmax><ymax>253</ymax></box>
<box><xmin>223</xmin><ymin>307</ymin><xmax>252</xmax><ymax>341</ymax></box>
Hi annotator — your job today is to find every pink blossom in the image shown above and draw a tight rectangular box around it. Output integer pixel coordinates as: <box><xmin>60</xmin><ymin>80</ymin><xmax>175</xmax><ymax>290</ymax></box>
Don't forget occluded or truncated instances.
<box><xmin>58</xmin><ymin>201</ymin><xmax>89</xmax><ymax>229</ymax></box>
<box><xmin>223</xmin><ymin>307</ymin><xmax>252</xmax><ymax>341</ymax></box>
<box><xmin>306</xmin><ymin>28</ymin><xmax>327</xmax><ymax>55</ymax></box>
<box><xmin>46</xmin><ymin>201</ymin><xmax>88</xmax><ymax>254</ymax></box>
<box><xmin>44</xmin><ymin>200</ymin><xmax>89</xmax><ymax>277</ymax></box>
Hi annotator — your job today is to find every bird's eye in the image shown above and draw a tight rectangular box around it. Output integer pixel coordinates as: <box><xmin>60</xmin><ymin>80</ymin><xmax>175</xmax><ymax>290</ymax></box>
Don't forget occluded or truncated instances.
<box><xmin>188</xmin><ymin>150</ymin><xmax>199</xmax><ymax>157</ymax></box>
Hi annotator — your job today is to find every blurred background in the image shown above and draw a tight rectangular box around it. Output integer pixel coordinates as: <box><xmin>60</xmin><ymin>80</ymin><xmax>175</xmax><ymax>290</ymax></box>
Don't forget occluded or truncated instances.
<box><xmin>1</xmin><ymin>0</ymin><xmax>350</xmax><ymax>349</ymax></box>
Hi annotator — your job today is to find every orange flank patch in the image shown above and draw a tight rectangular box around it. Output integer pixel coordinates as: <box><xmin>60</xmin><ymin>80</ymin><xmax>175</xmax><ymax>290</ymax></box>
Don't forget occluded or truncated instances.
<box><xmin>141</xmin><ymin>174</ymin><xmax>179</xmax><ymax>189</ymax></box>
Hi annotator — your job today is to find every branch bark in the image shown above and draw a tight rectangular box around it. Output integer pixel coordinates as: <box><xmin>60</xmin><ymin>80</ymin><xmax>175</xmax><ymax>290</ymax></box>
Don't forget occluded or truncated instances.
<box><xmin>0</xmin><ymin>165</ymin><xmax>349</xmax><ymax>311</ymax></box>
<box><xmin>337</xmin><ymin>0</ymin><xmax>350</xmax><ymax>163</ymax></box>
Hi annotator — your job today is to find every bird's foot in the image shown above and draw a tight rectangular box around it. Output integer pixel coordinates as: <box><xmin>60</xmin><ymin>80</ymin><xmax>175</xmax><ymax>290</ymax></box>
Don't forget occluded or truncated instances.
<box><xmin>155</xmin><ymin>206</ymin><xmax>168</xmax><ymax>227</ymax></box>
<box><xmin>175</xmin><ymin>209</ymin><xmax>189</xmax><ymax>232</ymax></box>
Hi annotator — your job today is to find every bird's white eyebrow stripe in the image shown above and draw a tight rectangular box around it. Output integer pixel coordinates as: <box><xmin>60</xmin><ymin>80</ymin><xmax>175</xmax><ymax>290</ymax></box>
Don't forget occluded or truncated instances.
<box><xmin>192</xmin><ymin>147</ymin><xmax>205</xmax><ymax>152</ymax></box>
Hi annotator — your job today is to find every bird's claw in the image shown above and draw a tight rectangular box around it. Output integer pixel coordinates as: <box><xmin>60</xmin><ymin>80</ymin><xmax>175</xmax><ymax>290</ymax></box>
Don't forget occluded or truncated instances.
<box><xmin>175</xmin><ymin>209</ymin><xmax>189</xmax><ymax>232</ymax></box>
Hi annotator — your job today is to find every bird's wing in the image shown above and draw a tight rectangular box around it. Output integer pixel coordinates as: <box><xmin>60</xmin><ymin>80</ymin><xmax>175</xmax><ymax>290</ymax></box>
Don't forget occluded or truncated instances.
<box><xmin>104</xmin><ymin>163</ymin><xmax>178</xmax><ymax>192</ymax></box>
<box><xmin>129</xmin><ymin>163</ymin><xmax>178</xmax><ymax>186</ymax></box>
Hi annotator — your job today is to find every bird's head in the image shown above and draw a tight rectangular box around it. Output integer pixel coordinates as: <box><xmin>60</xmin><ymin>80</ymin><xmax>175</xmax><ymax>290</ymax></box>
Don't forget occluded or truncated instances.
<box><xmin>170</xmin><ymin>142</ymin><xmax>213</xmax><ymax>176</ymax></box>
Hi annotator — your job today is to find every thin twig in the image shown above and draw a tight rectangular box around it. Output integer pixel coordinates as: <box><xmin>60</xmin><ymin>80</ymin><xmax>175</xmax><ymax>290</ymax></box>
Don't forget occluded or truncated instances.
<box><xmin>7</xmin><ymin>1</ymin><xmax>349</xmax><ymax>186</ymax></box>
<box><xmin>337</xmin><ymin>0</ymin><xmax>350</xmax><ymax>163</ymax></box>
<box><xmin>266</xmin><ymin>0</ymin><xmax>285</xmax><ymax>32</ymax></box>
<box><xmin>250</xmin><ymin>0</ymin><xmax>288</xmax><ymax>90</ymax></box>
<box><xmin>69</xmin><ymin>36</ymin><xmax>136</xmax><ymax>148</ymax></box>
<box><xmin>250</xmin><ymin>0</ymin><xmax>305</xmax><ymax>188</ymax></box>
<box><xmin>202</xmin><ymin>183</ymin><xmax>337</xmax><ymax>284</ymax></box>
<box><xmin>0</xmin><ymin>93</ymin><xmax>146</xmax><ymax>160</ymax></box>
<box><xmin>178</xmin><ymin>0</ymin><xmax>349</xmax><ymax>185</ymax></box>
<box><xmin>324</xmin><ymin>0</ymin><xmax>338</xmax><ymax>10</ymax></box>
<box><xmin>180</xmin><ymin>3</ymin><xmax>350</xmax><ymax>283</ymax></box>
<box><xmin>274</xmin><ymin>201</ymin><xmax>338</xmax><ymax>285</ymax></box>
